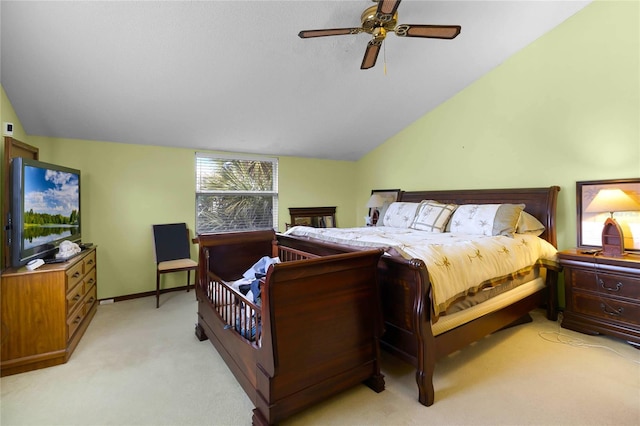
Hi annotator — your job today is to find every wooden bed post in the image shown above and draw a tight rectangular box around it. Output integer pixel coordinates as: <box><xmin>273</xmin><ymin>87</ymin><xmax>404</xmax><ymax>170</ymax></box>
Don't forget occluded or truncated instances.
<box><xmin>412</xmin><ymin>260</ymin><xmax>437</xmax><ymax>407</ymax></box>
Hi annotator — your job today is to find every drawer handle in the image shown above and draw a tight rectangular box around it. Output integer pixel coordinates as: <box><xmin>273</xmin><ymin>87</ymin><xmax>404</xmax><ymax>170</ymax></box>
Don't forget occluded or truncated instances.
<box><xmin>598</xmin><ymin>279</ymin><xmax>622</xmax><ymax>292</ymax></box>
<box><xmin>600</xmin><ymin>303</ymin><xmax>623</xmax><ymax>317</ymax></box>
<box><xmin>87</xmin><ymin>260</ymin><xmax>94</xmax><ymax>266</ymax></box>
<box><xmin>73</xmin><ymin>316</ymin><xmax>82</xmax><ymax>324</ymax></box>
<box><xmin>72</xmin><ymin>272</ymin><xmax>81</xmax><ymax>279</ymax></box>
<box><xmin>73</xmin><ymin>294</ymin><xmax>81</xmax><ymax>301</ymax></box>
<box><xmin>87</xmin><ymin>278</ymin><xmax>95</xmax><ymax>285</ymax></box>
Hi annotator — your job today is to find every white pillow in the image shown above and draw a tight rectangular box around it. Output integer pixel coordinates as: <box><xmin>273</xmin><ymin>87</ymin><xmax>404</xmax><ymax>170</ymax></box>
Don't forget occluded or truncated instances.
<box><xmin>410</xmin><ymin>201</ymin><xmax>457</xmax><ymax>233</ymax></box>
<box><xmin>449</xmin><ymin>204</ymin><xmax>525</xmax><ymax>237</ymax></box>
<box><xmin>375</xmin><ymin>201</ymin><xmax>392</xmax><ymax>226</ymax></box>
<box><xmin>516</xmin><ymin>211</ymin><xmax>546</xmax><ymax>236</ymax></box>
<box><xmin>382</xmin><ymin>202</ymin><xmax>420</xmax><ymax>228</ymax></box>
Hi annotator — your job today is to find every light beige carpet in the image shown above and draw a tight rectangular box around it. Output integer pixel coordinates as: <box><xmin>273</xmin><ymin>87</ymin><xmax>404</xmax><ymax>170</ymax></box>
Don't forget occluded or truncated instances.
<box><xmin>1</xmin><ymin>290</ymin><xmax>638</xmax><ymax>426</ymax></box>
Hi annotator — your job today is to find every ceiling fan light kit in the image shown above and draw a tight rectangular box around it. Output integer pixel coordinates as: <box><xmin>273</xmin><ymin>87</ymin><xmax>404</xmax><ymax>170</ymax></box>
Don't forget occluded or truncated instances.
<box><xmin>298</xmin><ymin>0</ymin><xmax>461</xmax><ymax>70</ymax></box>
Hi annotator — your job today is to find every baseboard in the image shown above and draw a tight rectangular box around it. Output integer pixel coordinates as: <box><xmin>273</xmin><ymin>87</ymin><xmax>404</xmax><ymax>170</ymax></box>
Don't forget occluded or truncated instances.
<box><xmin>99</xmin><ymin>284</ymin><xmax>194</xmax><ymax>304</ymax></box>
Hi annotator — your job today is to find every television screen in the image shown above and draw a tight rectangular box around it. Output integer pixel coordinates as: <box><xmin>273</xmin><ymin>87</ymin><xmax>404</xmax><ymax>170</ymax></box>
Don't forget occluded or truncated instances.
<box><xmin>11</xmin><ymin>157</ymin><xmax>81</xmax><ymax>267</ymax></box>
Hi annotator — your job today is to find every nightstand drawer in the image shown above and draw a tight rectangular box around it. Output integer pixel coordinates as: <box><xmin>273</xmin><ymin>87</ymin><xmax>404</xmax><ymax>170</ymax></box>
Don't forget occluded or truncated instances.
<box><xmin>572</xmin><ymin>293</ymin><xmax>640</xmax><ymax>327</ymax></box>
<box><xmin>569</xmin><ymin>269</ymin><xmax>640</xmax><ymax>300</ymax></box>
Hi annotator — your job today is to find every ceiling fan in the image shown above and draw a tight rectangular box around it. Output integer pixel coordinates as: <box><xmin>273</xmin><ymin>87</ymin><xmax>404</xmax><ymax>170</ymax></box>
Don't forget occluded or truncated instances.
<box><xmin>298</xmin><ymin>0</ymin><xmax>461</xmax><ymax>70</ymax></box>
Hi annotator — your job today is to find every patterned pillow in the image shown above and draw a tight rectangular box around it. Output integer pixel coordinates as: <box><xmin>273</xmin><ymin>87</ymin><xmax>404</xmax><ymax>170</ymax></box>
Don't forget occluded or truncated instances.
<box><xmin>449</xmin><ymin>203</ymin><xmax>525</xmax><ymax>237</ymax></box>
<box><xmin>410</xmin><ymin>201</ymin><xmax>458</xmax><ymax>233</ymax></box>
<box><xmin>382</xmin><ymin>202</ymin><xmax>420</xmax><ymax>228</ymax></box>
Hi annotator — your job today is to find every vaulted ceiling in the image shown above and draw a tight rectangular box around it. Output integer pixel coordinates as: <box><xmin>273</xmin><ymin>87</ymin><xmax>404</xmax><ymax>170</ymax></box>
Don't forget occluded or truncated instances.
<box><xmin>1</xmin><ymin>1</ymin><xmax>591</xmax><ymax>161</ymax></box>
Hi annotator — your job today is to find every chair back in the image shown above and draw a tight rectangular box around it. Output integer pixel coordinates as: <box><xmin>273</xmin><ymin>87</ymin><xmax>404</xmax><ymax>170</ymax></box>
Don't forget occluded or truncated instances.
<box><xmin>153</xmin><ymin>223</ymin><xmax>191</xmax><ymax>263</ymax></box>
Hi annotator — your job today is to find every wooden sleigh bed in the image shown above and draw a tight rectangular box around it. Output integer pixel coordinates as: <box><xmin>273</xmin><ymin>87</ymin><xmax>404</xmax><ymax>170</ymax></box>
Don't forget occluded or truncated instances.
<box><xmin>194</xmin><ymin>230</ymin><xmax>385</xmax><ymax>425</ymax></box>
<box><xmin>278</xmin><ymin>186</ymin><xmax>561</xmax><ymax>407</ymax></box>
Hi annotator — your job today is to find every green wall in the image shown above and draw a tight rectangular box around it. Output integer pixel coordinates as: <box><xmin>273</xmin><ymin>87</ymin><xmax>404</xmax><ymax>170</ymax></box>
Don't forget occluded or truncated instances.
<box><xmin>356</xmin><ymin>0</ymin><xmax>640</xmax><ymax>252</ymax></box>
<box><xmin>2</xmin><ymin>0</ymin><xmax>638</xmax><ymax>300</ymax></box>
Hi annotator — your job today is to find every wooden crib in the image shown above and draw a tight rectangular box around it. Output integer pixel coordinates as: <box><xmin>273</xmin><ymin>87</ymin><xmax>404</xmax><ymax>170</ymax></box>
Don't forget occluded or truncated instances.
<box><xmin>194</xmin><ymin>230</ymin><xmax>385</xmax><ymax>425</ymax></box>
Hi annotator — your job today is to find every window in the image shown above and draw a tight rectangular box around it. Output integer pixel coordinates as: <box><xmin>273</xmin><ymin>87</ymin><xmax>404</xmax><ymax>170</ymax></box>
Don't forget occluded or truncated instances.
<box><xmin>195</xmin><ymin>153</ymin><xmax>278</xmax><ymax>234</ymax></box>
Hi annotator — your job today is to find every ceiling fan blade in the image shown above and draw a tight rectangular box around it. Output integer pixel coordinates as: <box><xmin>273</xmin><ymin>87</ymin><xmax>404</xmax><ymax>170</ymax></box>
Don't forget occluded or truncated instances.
<box><xmin>376</xmin><ymin>0</ymin><xmax>402</xmax><ymax>20</ymax></box>
<box><xmin>361</xmin><ymin>40</ymin><xmax>382</xmax><ymax>70</ymax></box>
<box><xmin>298</xmin><ymin>28</ymin><xmax>361</xmax><ymax>38</ymax></box>
<box><xmin>395</xmin><ymin>24</ymin><xmax>461</xmax><ymax>39</ymax></box>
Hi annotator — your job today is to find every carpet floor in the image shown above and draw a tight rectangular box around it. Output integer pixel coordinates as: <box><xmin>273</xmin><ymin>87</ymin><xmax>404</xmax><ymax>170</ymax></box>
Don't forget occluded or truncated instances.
<box><xmin>1</xmin><ymin>290</ymin><xmax>639</xmax><ymax>425</ymax></box>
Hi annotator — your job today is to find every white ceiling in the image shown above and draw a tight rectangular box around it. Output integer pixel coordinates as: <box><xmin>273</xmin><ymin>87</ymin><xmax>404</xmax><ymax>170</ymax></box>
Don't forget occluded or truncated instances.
<box><xmin>1</xmin><ymin>0</ymin><xmax>591</xmax><ymax>161</ymax></box>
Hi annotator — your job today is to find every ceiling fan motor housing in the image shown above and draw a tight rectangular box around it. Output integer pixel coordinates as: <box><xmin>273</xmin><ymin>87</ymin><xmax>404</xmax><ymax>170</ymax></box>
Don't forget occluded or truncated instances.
<box><xmin>361</xmin><ymin>5</ymin><xmax>398</xmax><ymax>36</ymax></box>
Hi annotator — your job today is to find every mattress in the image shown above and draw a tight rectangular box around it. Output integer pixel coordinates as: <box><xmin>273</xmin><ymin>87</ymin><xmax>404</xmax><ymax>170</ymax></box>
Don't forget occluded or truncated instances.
<box><xmin>432</xmin><ymin>277</ymin><xmax>545</xmax><ymax>336</ymax></box>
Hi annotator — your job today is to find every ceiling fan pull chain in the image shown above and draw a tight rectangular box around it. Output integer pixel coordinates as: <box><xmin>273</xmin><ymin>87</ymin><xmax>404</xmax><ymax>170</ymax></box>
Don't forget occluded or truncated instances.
<box><xmin>383</xmin><ymin>41</ymin><xmax>387</xmax><ymax>75</ymax></box>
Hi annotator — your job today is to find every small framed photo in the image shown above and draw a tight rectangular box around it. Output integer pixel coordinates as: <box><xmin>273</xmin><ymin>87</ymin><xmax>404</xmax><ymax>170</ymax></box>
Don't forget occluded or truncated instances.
<box><xmin>577</xmin><ymin>178</ymin><xmax>640</xmax><ymax>251</ymax></box>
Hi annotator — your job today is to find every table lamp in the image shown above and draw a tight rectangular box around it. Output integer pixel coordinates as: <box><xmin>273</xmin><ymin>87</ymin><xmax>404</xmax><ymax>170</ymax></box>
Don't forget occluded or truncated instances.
<box><xmin>585</xmin><ymin>188</ymin><xmax>640</xmax><ymax>257</ymax></box>
<box><xmin>366</xmin><ymin>193</ymin><xmax>387</xmax><ymax>225</ymax></box>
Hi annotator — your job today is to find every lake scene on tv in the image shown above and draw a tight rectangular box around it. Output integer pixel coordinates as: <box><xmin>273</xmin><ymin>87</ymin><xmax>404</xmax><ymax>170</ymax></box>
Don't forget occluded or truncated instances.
<box><xmin>23</xmin><ymin>165</ymin><xmax>80</xmax><ymax>249</ymax></box>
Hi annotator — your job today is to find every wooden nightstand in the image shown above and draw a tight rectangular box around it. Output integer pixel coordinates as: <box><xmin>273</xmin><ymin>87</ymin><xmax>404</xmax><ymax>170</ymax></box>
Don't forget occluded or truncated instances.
<box><xmin>558</xmin><ymin>249</ymin><xmax>640</xmax><ymax>348</ymax></box>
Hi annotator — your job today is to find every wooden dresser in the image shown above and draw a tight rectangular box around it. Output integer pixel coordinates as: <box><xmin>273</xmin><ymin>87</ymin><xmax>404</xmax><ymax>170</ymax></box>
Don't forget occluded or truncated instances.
<box><xmin>558</xmin><ymin>249</ymin><xmax>639</xmax><ymax>348</ymax></box>
<box><xmin>1</xmin><ymin>248</ymin><xmax>98</xmax><ymax>376</ymax></box>
<box><xmin>287</xmin><ymin>206</ymin><xmax>337</xmax><ymax>229</ymax></box>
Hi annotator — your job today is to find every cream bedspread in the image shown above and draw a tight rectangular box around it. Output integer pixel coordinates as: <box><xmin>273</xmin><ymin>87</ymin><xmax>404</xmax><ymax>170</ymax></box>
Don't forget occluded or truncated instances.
<box><xmin>283</xmin><ymin>226</ymin><xmax>558</xmax><ymax>319</ymax></box>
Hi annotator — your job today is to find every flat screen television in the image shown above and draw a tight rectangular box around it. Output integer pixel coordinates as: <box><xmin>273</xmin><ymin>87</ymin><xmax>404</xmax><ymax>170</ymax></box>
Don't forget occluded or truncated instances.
<box><xmin>10</xmin><ymin>157</ymin><xmax>81</xmax><ymax>267</ymax></box>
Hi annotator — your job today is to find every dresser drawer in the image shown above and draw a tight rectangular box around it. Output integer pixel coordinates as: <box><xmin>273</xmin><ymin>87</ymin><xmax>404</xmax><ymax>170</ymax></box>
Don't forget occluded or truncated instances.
<box><xmin>66</xmin><ymin>260</ymin><xmax>85</xmax><ymax>290</ymax></box>
<box><xmin>571</xmin><ymin>293</ymin><xmax>640</xmax><ymax>327</ymax></box>
<box><xmin>83</xmin><ymin>268</ymin><xmax>97</xmax><ymax>291</ymax></box>
<box><xmin>84</xmin><ymin>284</ymin><xmax>97</xmax><ymax>311</ymax></box>
<box><xmin>66</xmin><ymin>281</ymin><xmax>85</xmax><ymax>314</ymax></box>
<box><xmin>66</xmin><ymin>269</ymin><xmax>97</xmax><ymax>314</ymax></box>
<box><xmin>67</xmin><ymin>303</ymin><xmax>85</xmax><ymax>338</ymax></box>
<box><xmin>83</xmin><ymin>251</ymin><xmax>96</xmax><ymax>272</ymax></box>
<box><xmin>568</xmin><ymin>269</ymin><xmax>640</xmax><ymax>300</ymax></box>
<box><xmin>67</xmin><ymin>285</ymin><xmax>97</xmax><ymax>338</ymax></box>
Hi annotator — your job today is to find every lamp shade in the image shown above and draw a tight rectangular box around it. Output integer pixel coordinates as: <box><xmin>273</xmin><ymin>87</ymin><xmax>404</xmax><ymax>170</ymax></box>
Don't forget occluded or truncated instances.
<box><xmin>366</xmin><ymin>193</ymin><xmax>387</xmax><ymax>208</ymax></box>
<box><xmin>585</xmin><ymin>189</ymin><xmax>640</xmax><ymax>214</ymax></box>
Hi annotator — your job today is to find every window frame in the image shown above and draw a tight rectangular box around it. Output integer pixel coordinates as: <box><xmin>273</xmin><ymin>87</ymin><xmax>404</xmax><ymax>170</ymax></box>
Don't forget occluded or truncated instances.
<box><xmin>195</xmin><ymin>152</ymin><xmax>278</xmax><ymax>234</ymax></box>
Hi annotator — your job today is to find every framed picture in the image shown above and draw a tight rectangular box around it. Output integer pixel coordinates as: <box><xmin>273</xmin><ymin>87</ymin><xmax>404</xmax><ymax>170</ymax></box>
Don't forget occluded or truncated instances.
<box><xmin>294</xmin><ymin>217</ymin><xmax>312</xmax><ymax>226</ymax></box>
<box><xmin>577</xmin><ymin>178</ymin><xmax>640</xmax><ymax>251</ymax></box>
<box><xmin>367</xmin><ymin>189</ymin><xmax>401</xmax><ymax>225</ymax></box>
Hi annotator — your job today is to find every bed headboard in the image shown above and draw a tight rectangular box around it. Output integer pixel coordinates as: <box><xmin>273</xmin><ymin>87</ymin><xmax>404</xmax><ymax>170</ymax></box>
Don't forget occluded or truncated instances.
<box><xmin>399</xmin><ymin>186</ymin><xmax>560</xmax><ymax>247</ymax></box>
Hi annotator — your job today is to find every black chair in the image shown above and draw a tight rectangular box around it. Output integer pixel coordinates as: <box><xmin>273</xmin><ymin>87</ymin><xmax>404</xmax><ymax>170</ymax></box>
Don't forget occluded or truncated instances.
<box><xmin>152</xmin><ymin>223</ymin><xmax>198</xmax><ymax>308</ymax></box>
